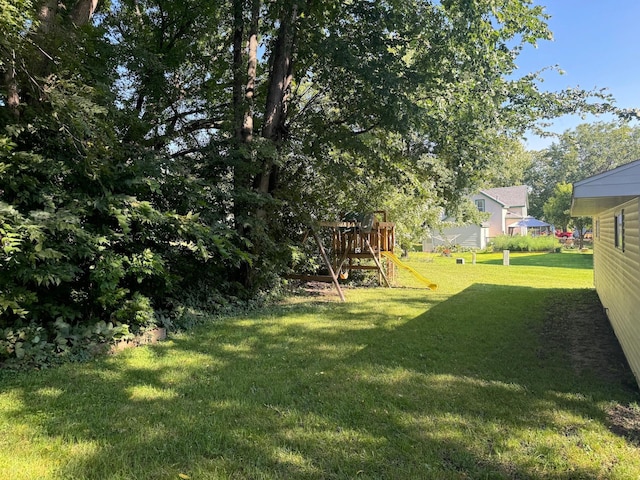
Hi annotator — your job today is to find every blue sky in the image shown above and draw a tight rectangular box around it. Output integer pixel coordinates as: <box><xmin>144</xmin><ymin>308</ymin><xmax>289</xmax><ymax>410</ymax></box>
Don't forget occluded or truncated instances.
<box><xmin>515</xmin><ymin>0</ymin><xmax>640</xmax><ymax>150</ymax></box>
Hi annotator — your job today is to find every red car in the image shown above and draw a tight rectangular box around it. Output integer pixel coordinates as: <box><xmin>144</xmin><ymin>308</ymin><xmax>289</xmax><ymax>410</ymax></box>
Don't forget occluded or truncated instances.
<box><xmin>555</xmin><ymin>231</ymin><xmax>573</xmax><ymax>238</ymax></box>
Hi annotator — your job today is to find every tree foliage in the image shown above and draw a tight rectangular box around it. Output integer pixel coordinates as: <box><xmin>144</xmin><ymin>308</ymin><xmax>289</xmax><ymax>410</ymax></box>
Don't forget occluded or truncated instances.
<box><xmin>0</xmin><ymin>0</ymin><xmax>624</xmax><ymax>365</ymax></box>
<box><xmin>542</xmin><ymin>182</ymin><xmax>573</xmax><ymax>231</ymax></box>
<box><xmin>543</xmin><ymin>183</ymin><xmax>591</xmax><ymax>248</ymax></box>
<box><xmin>526</xmin><ymin>122</ymin><xmax>640</xmax><ymax>219</ymax></box>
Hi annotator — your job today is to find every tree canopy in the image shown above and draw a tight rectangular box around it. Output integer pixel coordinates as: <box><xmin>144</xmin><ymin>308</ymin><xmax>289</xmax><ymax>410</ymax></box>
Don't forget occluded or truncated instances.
<box><xmin>0</xmin><ymin>0</ymin><xmax>623</xmax><ymax>365</ymax></box>
<box><xmin>542</xmin><ymin>182</ymin><xmax>572</xmax><ymax>231</ymax></box>
<box><xmin>526</xmin><ymin>122</ymin><xmax>640</xmax><ymax>219</ymax></box>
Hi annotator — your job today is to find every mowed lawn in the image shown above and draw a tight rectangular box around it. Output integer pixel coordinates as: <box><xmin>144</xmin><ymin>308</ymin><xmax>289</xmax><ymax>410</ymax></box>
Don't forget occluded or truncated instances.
<box><xmin>1</xmin><ymin>251</ymin><xmax>640</xmax><ymax>479</ymax></box>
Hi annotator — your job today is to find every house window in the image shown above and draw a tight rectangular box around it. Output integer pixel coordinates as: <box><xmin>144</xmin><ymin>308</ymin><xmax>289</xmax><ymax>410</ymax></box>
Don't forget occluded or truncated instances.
<box><xmin>615</xmin><ymin>210</ymin><xmax>625</xmax><ymax>251</ymax></box>
<box><xmin>475</xmin><ymin>199</ymin><xmax>485</xmax><ymax>212</ymax></box>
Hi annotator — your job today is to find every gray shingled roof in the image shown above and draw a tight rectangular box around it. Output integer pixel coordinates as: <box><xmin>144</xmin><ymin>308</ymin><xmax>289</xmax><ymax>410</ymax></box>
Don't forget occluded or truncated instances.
<box><xmin>481</xmin><ymin>185</ymin><xmax>528</xmax><ymax>208</ymax></box>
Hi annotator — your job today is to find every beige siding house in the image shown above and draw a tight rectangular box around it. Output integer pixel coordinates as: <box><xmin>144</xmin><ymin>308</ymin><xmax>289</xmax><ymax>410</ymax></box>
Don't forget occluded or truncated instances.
<box><xmin>571</xmin><ymin>159</ymin><xmax>640</xmax><ymax>384</ymax></box>
<box><xmin>429</xmin><ymin>186</ymin><xmax>529</xmax><ymax>249</ymax></box>
<box><xmin>480</xmin><ymin>186</ymin><xmax>529</xmax><ymax>237</ymax></box>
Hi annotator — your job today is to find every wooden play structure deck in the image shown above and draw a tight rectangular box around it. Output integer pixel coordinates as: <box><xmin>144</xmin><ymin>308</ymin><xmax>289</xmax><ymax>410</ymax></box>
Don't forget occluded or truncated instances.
<box><xmin>289</xmin><ymin>211</ymin><xmax>437</xmax><ymax>301</ymax></box>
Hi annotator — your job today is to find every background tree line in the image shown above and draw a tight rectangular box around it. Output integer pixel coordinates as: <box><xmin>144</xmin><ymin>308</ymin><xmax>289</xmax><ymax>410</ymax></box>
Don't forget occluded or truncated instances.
<box><xmin>0</xmin><ymin>0</ymin><xmax>620</xmax><ymax>365</ymax></box>
<box><xmin>480</xmin><ymin>122</ymin><xmax>640</xmax><ymax>245</ymax></box>
<box><xmin>527</xmin><ymin>122</ymin><xmax>640</xmax><ymax>224</ymax></box>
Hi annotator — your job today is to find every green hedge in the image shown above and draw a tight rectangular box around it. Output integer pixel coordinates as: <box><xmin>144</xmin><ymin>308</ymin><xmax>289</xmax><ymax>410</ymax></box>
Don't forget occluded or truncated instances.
<box><xmin>491</xmin><ymin>234</ymin><xmax>561</xmax><ymax>252</ymax></box>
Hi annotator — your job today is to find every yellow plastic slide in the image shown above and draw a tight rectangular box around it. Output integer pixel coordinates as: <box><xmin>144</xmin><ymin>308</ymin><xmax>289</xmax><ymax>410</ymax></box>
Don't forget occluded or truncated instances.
<box><xmin>381</xmin><ymin>251</ymin><xmax>438</xmax><ymax>290</ymax></box>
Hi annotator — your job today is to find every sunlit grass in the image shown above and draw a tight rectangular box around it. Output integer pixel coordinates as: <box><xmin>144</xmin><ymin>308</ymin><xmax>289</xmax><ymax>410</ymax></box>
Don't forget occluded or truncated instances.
<box><xmin>1</xmin><ymin>250</ymin><xmax>639</xmax><ymax>479</ymax></box>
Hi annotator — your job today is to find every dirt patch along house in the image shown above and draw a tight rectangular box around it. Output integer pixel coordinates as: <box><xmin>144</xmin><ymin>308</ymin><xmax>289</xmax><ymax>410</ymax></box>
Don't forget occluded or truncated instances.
<box><xmin>571</xmin><ymin>159</ymin><xmax>640</xmax><ymax>386</ymax></box>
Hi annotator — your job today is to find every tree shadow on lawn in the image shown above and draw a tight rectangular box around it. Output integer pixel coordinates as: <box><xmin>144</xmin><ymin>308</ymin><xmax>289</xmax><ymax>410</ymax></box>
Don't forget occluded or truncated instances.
<box><xmin>2</xmin><ymin>285</ymin><xmax>639</xmax><ymax>479</ymax></box>
<box><xmin>477</xmin><ymin>252</ymin><xmax>593</xmax><ymax>269</ymax></box>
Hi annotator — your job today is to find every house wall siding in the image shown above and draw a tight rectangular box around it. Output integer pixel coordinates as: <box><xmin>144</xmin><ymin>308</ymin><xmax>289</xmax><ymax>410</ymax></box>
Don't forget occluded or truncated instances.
<box><xmin>471</xmin><ymin>193</ymin><xmax>504</xmax><ymax>238</ymax></box>
<box><xmin>431</xmin><ymin>225</ymin><xmax>487</xmax><ymax>249</ymax></box>
<box><xmin>593</xmin><ymin>197</ymin><xmax>640</xmax><ymax>383</ymax></box>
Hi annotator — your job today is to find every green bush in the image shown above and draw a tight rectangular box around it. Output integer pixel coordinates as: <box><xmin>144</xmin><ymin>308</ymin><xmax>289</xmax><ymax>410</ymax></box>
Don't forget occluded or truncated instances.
<box><xmin>491</xmin><ymin>234</ymin><xmax>560</xmax><ymax>252</ymax></box>
<box><xmin>0</xmin><ymin>319</ymin><xmax>135</xmax><ymax>369</ymax></box>
<box><xmin>0</xmin><ymin>115</ymin><xmax>252</xmax><ymax>368</ymax></box>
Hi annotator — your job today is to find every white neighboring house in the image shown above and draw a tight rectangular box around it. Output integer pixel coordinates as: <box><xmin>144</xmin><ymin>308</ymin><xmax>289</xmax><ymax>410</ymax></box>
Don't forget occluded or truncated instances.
<box><xmin>571</xmin><ymin>159</ymin><xmax>640</xmax><ymax>385</ymax></box>
<box><xmin>427</xmin><ymin>186</ymin><xmax>529</xmax><ymax>250</ymax></box>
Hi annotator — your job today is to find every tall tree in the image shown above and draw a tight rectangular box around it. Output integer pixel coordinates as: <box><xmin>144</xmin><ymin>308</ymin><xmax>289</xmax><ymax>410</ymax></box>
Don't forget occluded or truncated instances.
<box><xmin>0</xmin><ymin>0</ymin><xmax>247</xmax><ymax>365</ymax></box>
<box><xmin>543</xmin><ymin>182</ymin><xmax>573</xmax><ymax>232</ymax></box>
<box><xmin>0</xmin><ymin>0</ymin><xmax>34</xmax><ymax>117</ymax></box>
<box><xmin>543</xmin><ymin>182</ymin><xmax>590</xmax><ymax>248</ymax></box>
<box><xmin>110</xmin><ymin>0</ymin><xmax>618</xmax><ymax>284</ymax></box>
<box><xmin>1</xmin><ymin>0</ymin><xmax>629</xmax><ymax>365</ymax></box>
<box><xmin>478</xmin><ymin>138</ymin><xmax>533</xmax><ymax>188</ymax></box>
<box><xmin>526</xmin><ymin>122</ymin><xmax>640</xmax><ymax>218</ymax></box>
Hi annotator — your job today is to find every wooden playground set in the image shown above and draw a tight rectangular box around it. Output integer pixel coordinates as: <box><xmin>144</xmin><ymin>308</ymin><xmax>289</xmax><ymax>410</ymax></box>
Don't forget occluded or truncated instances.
<box><xmin>289</xmin><ymin>211</ymin><xmax>437</xmax><ymax>301</ymax></box>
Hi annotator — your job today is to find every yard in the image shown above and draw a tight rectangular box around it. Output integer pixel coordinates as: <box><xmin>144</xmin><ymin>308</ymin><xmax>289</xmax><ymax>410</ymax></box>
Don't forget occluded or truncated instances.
<box><xmin>1</xmin><ymin>251</ymin><xmax>639</xmax><ymax>479</ymax></box>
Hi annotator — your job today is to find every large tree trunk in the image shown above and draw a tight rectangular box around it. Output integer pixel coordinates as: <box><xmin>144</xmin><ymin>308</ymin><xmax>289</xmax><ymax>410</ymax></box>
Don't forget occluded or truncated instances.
<box><xmin>4</xmin><ymin>0</ymin><xmax>100</xmax><ymax>113</ymax></box>
<box><xmin>4</xmin><ymin>50</ymin><xmax>20</xmax><ymax>118</ymax></box>
<box><xmin>232</xmin><ymin>0</ymin><xmax>259</xmax><ymax>146</ymax></box>
<box><xmin>232</xmin><ymin>0</ymin><xmax>246</xmax><ymax>144</ymax></box>
<box><xmin>38</xmin><ymin>0</ymin><xmax>59</xmax><ymax>34</ymax></box>
<box><xmin>231</xmin><ymin>0</ymin><xmax>262</xmax><ymax>287</ymax></box>
<box><xmin>0</xmin><ymin>0</ymin><xmax>58</xmax><ymax>114</ymax></box>
<box><xmin>243</xmin><ymin>0</ymin><xmax>260</xmax><ymax>144</ymax></box>
<box><xmin>257</xmin><ymin>3</ymin><xmax>298</xmax><ymax>197</ymax></box>
<box><xmin>70</xmin><ymin>0</ymin><xmax>99</xmax><ymax>26</ymax></box>
<box><xmin>232</xmin><ymin>0</ymin><xmax>261</xmax><ymax>233</ymax></box>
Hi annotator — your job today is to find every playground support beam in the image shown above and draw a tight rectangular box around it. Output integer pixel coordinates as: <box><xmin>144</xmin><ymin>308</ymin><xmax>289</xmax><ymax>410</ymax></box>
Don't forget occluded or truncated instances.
<box><xmin>312</xmin><ymin>230</ymin><xmax>346</xmax><ymax>302</ymax></box>
<box><xmin>363</xmin><ymin>238</ymin><xmax>391</xmax><ymax>287</ymax></box>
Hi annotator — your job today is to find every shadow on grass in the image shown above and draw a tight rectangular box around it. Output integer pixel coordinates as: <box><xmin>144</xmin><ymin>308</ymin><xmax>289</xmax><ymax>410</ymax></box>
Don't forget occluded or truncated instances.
<box><xmin>477</xmin><ymin>251</ymin><xmax>593</xmax><ymax>269</ymax></box>
<box><xmin>1</xmin><ymin>284</ymin><xmax>638</xmax><ymax>479</ymax></box>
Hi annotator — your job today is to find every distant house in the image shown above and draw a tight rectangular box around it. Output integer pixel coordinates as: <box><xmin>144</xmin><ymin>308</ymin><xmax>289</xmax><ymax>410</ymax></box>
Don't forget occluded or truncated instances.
<box><xmin>571</xmin><ymin>159</ymin><xmax>640</xmax><ymax>384</ymax></box>
<box><xmin>428</xmin><ymin>185</ymin><xmax>529</xmax><ymax>250</ymax></box>
<box><xmin>480</xmin><ymin>186</ymin><xmax>529</xmax><ymax>237</ymax></box>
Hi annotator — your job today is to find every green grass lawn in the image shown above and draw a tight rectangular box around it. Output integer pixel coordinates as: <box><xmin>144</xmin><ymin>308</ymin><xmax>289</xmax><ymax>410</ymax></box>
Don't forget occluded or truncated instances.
<box><xmin>2</xmin><ymin>251</ymin><xmax>639</xmax><ymax>479</ymax></box>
